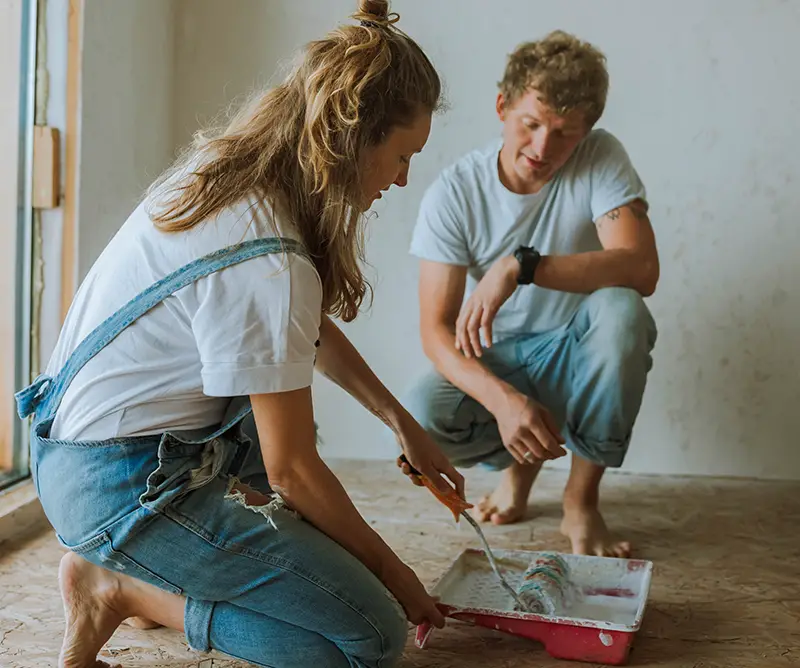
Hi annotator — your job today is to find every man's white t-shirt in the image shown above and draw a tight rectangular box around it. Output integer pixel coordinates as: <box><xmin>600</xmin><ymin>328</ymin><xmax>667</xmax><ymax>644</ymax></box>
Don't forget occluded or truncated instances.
<box><xmin>48</xmin><ymin>194</ymin><xmax>322</xmax><ymax>441</ymax></box>
<box><xmin>409</xmin><ymin>129</ymin><xmax>647</xmax><ymax>340</ymax></box>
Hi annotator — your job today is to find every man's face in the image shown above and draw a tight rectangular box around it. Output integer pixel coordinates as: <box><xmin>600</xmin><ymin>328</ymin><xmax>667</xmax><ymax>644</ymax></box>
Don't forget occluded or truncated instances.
<box><xmin>497</xmin><ymin>88</ymin><xmax>588</xmax><ymax>193</ymax></box>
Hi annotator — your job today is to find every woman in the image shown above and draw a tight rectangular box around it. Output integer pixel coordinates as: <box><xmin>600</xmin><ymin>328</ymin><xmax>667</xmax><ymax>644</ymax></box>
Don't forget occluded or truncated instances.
<box><xmin>16</xmin><ymin>2</ymin><xmax>465</xmax><ymax>667</ymax></box>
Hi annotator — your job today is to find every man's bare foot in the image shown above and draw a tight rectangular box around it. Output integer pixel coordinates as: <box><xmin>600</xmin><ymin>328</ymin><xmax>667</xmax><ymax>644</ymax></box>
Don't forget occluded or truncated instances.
<box><xmin>58</xmin><ymin>552</ymin><xmax>131</xmax><ymax>668</ymax></box>
<box><xmin>474</xmin><ymin>461</ymin><xmax>542</xmax><ymax>525</ymax></box>
<box><xmin>560</xmin><ymin>506</ymin><xmax>631</xmax><ymax>557</ymax></box>
<box><xmin>123</xmin><ymin>617</ymin><xmax>162</xmax><ymax>630</ymax></box>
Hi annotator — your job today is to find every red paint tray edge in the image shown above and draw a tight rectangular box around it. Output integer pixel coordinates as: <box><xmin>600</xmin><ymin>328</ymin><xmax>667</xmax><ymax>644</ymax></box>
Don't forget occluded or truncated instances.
<box><xmin>415</xmin><ymin>548</ymin><xmax>654</xmax><ymax>665</ymax></box>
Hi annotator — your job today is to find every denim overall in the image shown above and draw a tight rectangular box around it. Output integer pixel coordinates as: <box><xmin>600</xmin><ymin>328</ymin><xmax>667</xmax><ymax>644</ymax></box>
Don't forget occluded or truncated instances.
<box><xmin>16</xmin><ymin>238</ymin><xmax>407</xmax><ymax>668</ymax></box>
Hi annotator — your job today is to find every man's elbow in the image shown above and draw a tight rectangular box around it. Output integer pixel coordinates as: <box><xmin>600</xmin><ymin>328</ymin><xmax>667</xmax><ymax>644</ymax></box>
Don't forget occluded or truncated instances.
<box><xmin>637</xmin><ymin>256</ymin><xmax>660</xmax><ymax>297</ymax></box>
<box><xmin>420</xmin><ymin>329</ymin><xmax>440</xmax><ymax>364</ymax></box>
<box><xmin>420</xmin><ymin>322</ymin><xmax>451</xmax><ymax>367</ymax></box>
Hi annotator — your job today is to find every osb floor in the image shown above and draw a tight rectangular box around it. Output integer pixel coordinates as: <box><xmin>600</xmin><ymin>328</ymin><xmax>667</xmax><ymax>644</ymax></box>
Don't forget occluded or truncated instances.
<box><xmin>2</xmin><ymin>460</ymin><xmax>799</xmax><ymax>668</ymax></box>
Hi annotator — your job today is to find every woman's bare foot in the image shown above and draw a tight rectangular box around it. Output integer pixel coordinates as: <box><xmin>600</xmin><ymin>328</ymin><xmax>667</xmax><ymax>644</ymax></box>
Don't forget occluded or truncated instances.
<box><xmin>560</xmin><ymin>505</ymin><xmax>631</xmax><ymax>557</ymax></box>
<box><xmin>474</xmin><ymin>461</ymin><xmax>542</xmax><ymax>525</ymax></box>
<box><xmin>58</xmin><ymin>552</ymin><xmax>129</xmax><ymax>668</ymax></box>
<box><xmin>58</xmin><ymin>548</ymin><xmax>185</xmax><ymax>667</ymax></box>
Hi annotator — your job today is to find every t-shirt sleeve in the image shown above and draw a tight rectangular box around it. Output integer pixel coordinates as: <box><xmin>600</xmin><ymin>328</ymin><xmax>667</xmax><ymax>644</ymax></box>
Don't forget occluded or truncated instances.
<box><xmin>589</xmin><ymin>131</ymin><xmax>648</xmax><ymax>222</ymax></box>
<box><xmin>409</xmin><ymin>174</ymin><xmax>471</xmax><ymax>266</ymax></box>
<box><xmin>189</xmin><ymin>253</ymin><xmax>322</xmax><ymax>397</ymax></box>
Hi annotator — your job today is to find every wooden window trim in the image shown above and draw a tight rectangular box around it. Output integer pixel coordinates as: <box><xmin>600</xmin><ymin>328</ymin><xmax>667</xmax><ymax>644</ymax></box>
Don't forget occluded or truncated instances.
<box><xmin>61</xmin><ymin>0</ymin><xmax>83</xmax><ymax>322</ymax></box>
<box><xmin>0</xmin><ymin>0</ymin><xmax>34</xmax><ymax>475</ymax></box>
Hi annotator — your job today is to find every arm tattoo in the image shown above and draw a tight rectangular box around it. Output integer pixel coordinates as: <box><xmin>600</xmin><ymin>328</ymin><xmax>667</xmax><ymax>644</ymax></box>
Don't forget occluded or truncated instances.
<box><xmin>600</xmin><ymin>202</ymin><xmax>649</xmax><ymax>228</ymax></box>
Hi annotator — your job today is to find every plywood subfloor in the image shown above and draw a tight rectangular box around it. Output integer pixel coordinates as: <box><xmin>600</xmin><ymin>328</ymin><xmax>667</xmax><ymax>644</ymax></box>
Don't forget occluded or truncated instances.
<box><xmin>2</xmin><ymin>460</ymin><xmax>799</xmax><ymax>667</ymax></box>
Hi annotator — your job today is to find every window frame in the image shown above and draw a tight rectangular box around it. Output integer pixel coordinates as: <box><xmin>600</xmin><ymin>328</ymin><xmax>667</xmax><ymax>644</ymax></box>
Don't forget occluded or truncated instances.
<box><xmin>0</xmin><ymin>0</ymin><xmax>38</xmax><ymax>490</ymax></box>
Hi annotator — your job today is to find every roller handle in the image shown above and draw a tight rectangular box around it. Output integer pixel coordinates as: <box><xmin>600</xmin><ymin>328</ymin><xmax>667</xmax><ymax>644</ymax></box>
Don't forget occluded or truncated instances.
<box><xmin>398</xmin><ymin>454</ymin><xmax>473</xmax><ymax>520</ymax></box>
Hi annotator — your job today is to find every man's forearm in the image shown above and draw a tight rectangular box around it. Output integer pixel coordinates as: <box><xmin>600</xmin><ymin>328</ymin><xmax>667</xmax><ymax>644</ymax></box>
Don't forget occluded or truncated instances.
<box><xmin>422</xmin><ymin>323</ymin><xmax>514</xmax><ymax>415</ymax></box>
<box><xmin>424</xmin><ymin>247</ymin><xmax>656</xmax><ymax>408</ymax></box>
<box><xmin>534</xmin><ymin>248</ymin><xmax>658</xmax><ymax>296</ymax></box>
<box><xmin>315</xmin><ymin>314</ymin><xmax>406</xmax><ymax>432</ymax></box>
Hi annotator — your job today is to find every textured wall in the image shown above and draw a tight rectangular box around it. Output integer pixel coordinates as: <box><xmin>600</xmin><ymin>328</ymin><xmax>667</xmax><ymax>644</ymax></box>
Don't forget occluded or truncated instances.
<box><xmin>136</xmin><ymin>0</ymin><xmax>800</xmax><ymax>479</ymax></box>
<box><xmin>78</xmin><ymin>0</ymin><xmax>177</xmax><ymax>281</ymax></box>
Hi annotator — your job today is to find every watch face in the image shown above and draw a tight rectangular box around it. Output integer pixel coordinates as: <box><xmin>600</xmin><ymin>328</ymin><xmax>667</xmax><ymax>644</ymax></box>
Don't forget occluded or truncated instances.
<box><xmin>514</xmin><ymin>247</ymin><xmax>537</xmax><ymax>284</ymax></box>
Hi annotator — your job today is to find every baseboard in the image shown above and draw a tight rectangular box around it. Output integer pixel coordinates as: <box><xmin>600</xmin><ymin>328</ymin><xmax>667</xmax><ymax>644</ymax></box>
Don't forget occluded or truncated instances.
<box><xmin>0</xmin><ymin>479</ymin><xmax>49</xmax><ymax>550</ymax></box>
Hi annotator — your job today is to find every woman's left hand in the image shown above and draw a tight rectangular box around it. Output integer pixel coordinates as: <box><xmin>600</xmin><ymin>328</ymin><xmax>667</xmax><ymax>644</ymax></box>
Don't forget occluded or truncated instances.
<box><xmin>394</xmin><ymin>413</ymin><xmax>466</xmax><ymax>501</ymax></box>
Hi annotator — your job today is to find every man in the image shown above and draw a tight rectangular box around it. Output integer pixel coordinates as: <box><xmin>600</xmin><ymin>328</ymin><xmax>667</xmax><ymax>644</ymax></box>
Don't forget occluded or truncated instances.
<box><xmin>402</xmin><ymin>30</ymin><xmax>659</xmax><ymax>557</ymax></box>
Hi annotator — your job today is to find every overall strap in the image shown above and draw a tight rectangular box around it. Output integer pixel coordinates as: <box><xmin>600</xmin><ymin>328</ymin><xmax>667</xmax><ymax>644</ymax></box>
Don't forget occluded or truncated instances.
<box><xmin>16</xmin><ymin>237</ymin><xmax>307</xmax><ymax>423</ymax></box>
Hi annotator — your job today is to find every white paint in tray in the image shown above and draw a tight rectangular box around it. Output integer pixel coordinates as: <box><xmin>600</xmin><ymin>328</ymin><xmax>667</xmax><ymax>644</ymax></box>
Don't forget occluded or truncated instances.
<box><xmin>430</xmin><ymin>548</ymin><xmax>653</xmax><ymax>632</ymax></box>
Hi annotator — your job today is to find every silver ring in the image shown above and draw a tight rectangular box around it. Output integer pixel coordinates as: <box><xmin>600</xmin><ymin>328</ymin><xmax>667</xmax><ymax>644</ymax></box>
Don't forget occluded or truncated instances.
<box><xmin>523</xmin><ymin>451</ymin><xmax>535</xmax><ymax>462</ymax></box>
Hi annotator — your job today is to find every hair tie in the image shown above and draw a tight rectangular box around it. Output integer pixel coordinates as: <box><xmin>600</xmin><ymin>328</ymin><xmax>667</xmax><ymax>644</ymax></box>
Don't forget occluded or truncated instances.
<box><xmin>360</xmin><ymin>19</ymin><xmax>383</xmax><ymax>29</ymax></box>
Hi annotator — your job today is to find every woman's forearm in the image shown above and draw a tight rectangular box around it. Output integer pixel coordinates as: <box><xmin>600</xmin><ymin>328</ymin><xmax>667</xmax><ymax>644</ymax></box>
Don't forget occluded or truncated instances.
<box><xmin>314</xmin><ymin>315</ymin><xmax>467</xmax><ymax>502</ymax></box>
<box><xmin>315</xmin><ymin>314</ymin><xmax>406</xmax><ymax>432</ymax></box>
<box><xmin>271</xmin><ymin>455</ymin><xmax>400</xmax><ymax>579</ymax></box>
<box><xmin>250</xmin><ymin>388</ymin><xmax>402</xmax><ymax>581</ymax></box>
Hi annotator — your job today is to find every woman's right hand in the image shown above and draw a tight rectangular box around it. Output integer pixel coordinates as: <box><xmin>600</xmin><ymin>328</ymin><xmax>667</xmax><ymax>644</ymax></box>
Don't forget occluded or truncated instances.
<box><xmin>382</xmin><ymin>560</ymin><xmax>446</xmax><ymax>628</ymax></box>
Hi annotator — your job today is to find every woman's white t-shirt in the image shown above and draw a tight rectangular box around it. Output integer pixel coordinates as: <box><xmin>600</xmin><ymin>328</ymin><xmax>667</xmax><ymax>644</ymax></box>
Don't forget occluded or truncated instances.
<box><xmin>47</xmin><ymin>194</ymin><xmax>323</xmax><ymax>441</ymax></box>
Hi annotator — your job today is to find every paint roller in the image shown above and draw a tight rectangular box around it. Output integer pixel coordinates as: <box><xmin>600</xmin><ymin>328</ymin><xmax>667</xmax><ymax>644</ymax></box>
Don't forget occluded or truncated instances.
<box><xmin>514</xmin><ymin>551</ymin><xmax>576</xmax><ymax>615</ymax></box>
<box><xmin>399</xmin><ymin>455</ymin><xmax>575</xmax><ymax>615</ymax></box>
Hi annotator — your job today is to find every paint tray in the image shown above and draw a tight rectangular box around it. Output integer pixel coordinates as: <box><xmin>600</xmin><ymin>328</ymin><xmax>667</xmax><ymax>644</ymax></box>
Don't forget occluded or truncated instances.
<box><xmin>416</xmin><ymin>548</ymin><xmax>653</xmax><ymax>665</ymax></box>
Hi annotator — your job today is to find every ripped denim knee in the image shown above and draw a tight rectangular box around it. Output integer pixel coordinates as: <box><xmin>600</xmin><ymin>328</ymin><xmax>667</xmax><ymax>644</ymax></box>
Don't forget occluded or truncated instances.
<box><xmin>224</xmin><ymin>476</ymin><xmax>300</xmax><ymax>529</ymax></box>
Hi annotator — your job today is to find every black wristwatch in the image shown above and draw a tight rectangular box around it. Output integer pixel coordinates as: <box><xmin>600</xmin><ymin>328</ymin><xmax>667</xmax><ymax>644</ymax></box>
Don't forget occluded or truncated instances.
<box><xmin>513</xmin><ymin>245</ymin><xmax>541</xmax><ymax>285</ymax></box>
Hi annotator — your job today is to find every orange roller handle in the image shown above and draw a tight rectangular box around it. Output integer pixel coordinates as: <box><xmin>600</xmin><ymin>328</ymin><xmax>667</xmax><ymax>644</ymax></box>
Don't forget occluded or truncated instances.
<box><xmin>399</xmin><ymin>454</ymin><xmax>473</xmax><ymax>521</ymax></box>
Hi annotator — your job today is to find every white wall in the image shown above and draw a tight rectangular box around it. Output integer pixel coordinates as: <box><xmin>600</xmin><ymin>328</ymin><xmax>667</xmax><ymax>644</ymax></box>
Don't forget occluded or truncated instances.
<box><xmin>77</xmin><ymin>0</ymin><xmax>176</xmax><ymax>281</ymax></box>
<box><xmin>38</xmin><ymin>0</ymin><xmax>177</xmax><ymax>370</ymax></box>
<box><xmin>78</xmin><ymin>0</ymin><xmax>800</xmax><ymax>480</ymax></box>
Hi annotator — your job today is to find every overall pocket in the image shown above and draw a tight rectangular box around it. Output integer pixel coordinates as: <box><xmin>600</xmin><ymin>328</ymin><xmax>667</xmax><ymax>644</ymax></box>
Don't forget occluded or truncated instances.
<box><xmin>139</xmin><ymin>433</ymin><xmax>237</xmax><ymax>512</ymax></box>
<box><xmin>31</xmin><ymin>429</ymin><xmax>161</xmax><ymax>548</ymax></box>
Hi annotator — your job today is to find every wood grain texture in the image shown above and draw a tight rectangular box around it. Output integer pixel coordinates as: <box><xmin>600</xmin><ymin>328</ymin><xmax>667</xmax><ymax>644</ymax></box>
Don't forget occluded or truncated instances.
<box><xmin>0</xmin><ymin>0</ymin><xmax>25</xmax><ymax>472</ymax></box>
<box><xmin>32</xmin><ymin>126</ymin><xmax>60</xmax><ymax>209</ymax></box>
<box><xmin>1</xmin><ymin>460</ymin><xmax>798</xmax><ymax>667</ymax></box>
<box><xmin>60</xmin><ymin>0</ymin><xmax>82</xmax><ymax>323</ymax></box>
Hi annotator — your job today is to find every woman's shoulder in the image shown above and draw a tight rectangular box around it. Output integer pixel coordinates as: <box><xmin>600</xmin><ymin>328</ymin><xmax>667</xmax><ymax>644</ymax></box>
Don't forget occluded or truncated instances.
<box><xmin>142</xmin><ymin>192</ymin><xmax>309</xmax><ymax>269</ymax></box>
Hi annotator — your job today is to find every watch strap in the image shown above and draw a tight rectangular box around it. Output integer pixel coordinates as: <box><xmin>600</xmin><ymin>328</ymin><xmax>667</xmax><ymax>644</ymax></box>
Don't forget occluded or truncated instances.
<box><xmin>513</xmin><ymin>246</ymin><xmax>541</xmax><ymax>285</ymax></box>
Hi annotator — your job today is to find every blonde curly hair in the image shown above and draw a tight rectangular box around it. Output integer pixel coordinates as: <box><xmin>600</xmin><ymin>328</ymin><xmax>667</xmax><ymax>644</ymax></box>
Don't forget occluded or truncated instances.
<box><xmin>147</xmin><ymin>0</ymin><xmax>442</xmax><ymax>323</ymax></box>
<box><xmin>499</xmin><ymin>30</ymin><xmax>608</xmax><ymax>126</ymax></box>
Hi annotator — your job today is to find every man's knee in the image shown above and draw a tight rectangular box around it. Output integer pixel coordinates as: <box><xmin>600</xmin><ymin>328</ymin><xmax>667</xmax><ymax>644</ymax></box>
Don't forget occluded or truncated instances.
<box><xmin>401</xmin><ymin>372</ymin><xmax>510</xmax><ymax>469</ymax></box>
<box><xmin>582</xmin><ymin>287</ymin><xmax>657</xmax><ymax>360</ymax></box>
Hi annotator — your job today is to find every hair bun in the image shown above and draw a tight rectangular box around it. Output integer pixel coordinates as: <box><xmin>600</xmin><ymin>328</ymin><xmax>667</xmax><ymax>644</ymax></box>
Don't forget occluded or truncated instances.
<box><xmin>358</xmin><ymin>0</ymin><xmax>389</xmax><ymax>20</ymax></box>
<box><xmin>353</xmin><ymin>0</ymin><xmax>399</xmax><ymax>29</ymax></box>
